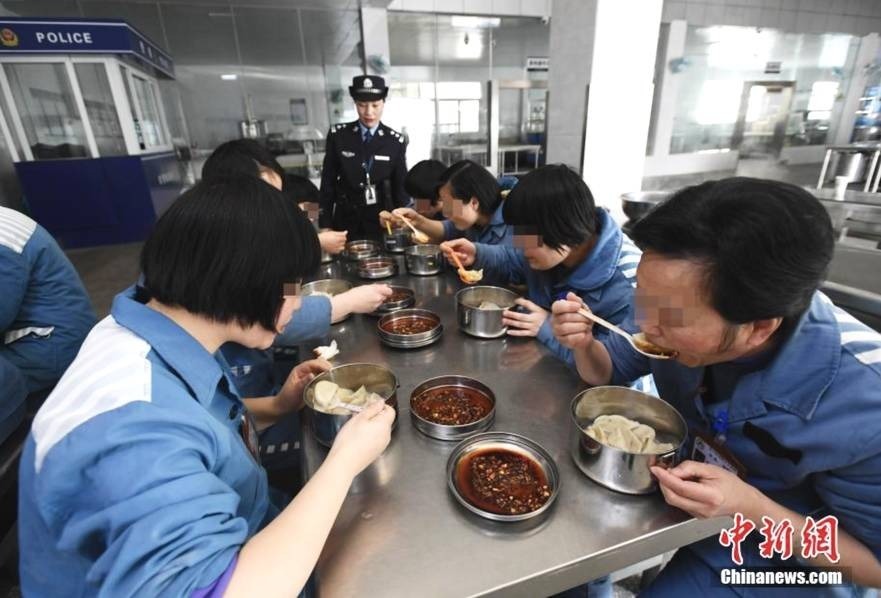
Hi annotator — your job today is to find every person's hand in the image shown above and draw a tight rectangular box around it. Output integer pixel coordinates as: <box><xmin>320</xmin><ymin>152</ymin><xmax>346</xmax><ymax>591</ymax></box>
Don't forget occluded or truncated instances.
<box><xmin>439</xmin><ymin>238</ymin><xmax>476</xmax><ymax>267</ymax></box>
<box><xmin>328</xmin><ymin>400</ymin><xmax>395</xmax><ymax>477</ymax></box>
<box><xmin>551</xmin><ymin>292</ymin><xmax>595</xmax><ymax>350</ymax></box>
<box><xmin>318</xmin><ymin>230</ymin><xmax>347</xmax><ymax>255</ymax></box>
<box><xmin>335</xmin><ymin>284</ymin><xmax>393</xmax><ymax>318</ymax></box>
<box><xmin>275</xmin><ymin>358</ymin><xmax>332</xmax><ymax>414</ymax></box>
<box><xmin>651</xmin><ymin>460</ymin><xmax>763</xmax><ymax>519</ymax></box>
<box><xmin>502</xmin><ymin>298</ymin><xmax>548</xmax><ymax>337</ymax></box>
<box><xmin>378</xmin><ymin>210</ymin><xmax>396</xmax><ymax>229</ymax></box>
<box><xmin>391</xmin><ymin>207</ymin><xmax>423</xmax><ymax>227</ymax></box>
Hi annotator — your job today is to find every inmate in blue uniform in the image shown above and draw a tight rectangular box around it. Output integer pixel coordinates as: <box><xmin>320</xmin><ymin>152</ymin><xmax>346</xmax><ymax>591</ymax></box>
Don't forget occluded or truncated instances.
<box><xmin>0</xmin><ymin>206</ymin><xmax>95</xmax><ymax>441</ymax></box>
<box><xmin>603</xmin><ymin>293</ymin><xmax>881</xmax><ymax>597</ymax></box>
<box><xmin>19</xmin><ymin>287</ymin><xmax>271</xmax><ymax>597</ymax></box>
<box><xmin>441</xmin><ymin>200</ymin><xmax>512</xmax><ymax>246</ymax></box>
<box><xmin>472</xmin><ymin>208</ymin><xmax>641</xmax><ymax>369</ymax></box>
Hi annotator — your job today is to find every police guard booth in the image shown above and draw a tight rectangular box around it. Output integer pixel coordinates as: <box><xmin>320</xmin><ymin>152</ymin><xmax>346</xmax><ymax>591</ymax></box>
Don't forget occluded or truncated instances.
<box><xmin>0</xmin><ymin>18</ymin><xmax>185</xmax><ymax>247</ymax></box>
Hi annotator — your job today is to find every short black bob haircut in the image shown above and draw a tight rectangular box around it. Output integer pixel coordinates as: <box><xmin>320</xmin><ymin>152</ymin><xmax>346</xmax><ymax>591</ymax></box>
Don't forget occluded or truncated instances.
<box><xmin>201</xmin><ymin>139</ymin><xmax>284</xmax><ymax>183</ymax></box>
<box><xmin>285</xmin><ymin>173</ymin><xmax>320</xmax><ymax>204</ymax></box>
<box><xmin>631</xmin><ymin>177</ymin><xmax>833</xmax><ymax>327</ymax></box>
<box><xmin>405</xmin><ymin>159</ymin><xmax>446</xmax><ymax>200</ymax></box>
<box><xmin>503</xmin><ymin>164</ymin><xmax>598</xmax><ymax>250</ymax></box>
<box><xmin>437</xmin><ymin>160</ymin><xmax>501</xmax><ymax>216</ymax></box>
<box><xmin>140</xmin><ymin>176</ymin><xmax>320</xmax><ymax>331</ymax></box>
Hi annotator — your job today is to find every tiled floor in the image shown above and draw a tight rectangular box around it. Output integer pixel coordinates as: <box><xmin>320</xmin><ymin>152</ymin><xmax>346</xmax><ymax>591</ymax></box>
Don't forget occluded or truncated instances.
<box><xmin>65</xmin><ymin>242</ymin><xmax>142</xmax><ymax>318</ymax></box>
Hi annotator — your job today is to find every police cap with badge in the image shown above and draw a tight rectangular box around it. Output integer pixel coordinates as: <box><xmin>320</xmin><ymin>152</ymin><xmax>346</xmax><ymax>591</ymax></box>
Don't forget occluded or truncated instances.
<box><xmin>349</xmin><ymin>75</ymin><xmax>388</xmax><ymax>101</ymax></box>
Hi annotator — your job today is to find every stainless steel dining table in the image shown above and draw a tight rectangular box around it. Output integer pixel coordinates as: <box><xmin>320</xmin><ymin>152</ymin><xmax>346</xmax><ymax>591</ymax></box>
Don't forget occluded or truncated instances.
<box><xmin>298</xmin><ymin>255</ymin><xmax>727</xmax><ymax>598</ymax></box>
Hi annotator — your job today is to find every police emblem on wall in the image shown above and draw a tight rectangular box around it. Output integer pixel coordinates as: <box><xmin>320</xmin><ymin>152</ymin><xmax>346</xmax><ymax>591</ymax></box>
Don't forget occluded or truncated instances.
<box><xmin>0</xmin><ymin>28</ymin><xmax>19</xmax><ymax>47</ymax></box>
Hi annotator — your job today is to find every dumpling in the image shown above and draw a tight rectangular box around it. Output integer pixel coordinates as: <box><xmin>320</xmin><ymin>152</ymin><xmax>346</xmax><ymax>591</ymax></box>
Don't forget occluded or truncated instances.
<box><xmin>585</xmin><ymin>414</ymin><xmax>674</xmax><ymax>454</ymax></box>
<box><xmin>313</xmin><ymin>380</ymin><xmax>339</xmax><ymax>410</ymax></box>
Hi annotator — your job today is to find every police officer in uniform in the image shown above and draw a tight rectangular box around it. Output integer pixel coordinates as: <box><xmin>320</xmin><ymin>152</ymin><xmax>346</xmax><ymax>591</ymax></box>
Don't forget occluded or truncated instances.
<box><xmin>319</xmin><ymin>75</ymin><xmax>409</xmax><ymax>239</ymax></box>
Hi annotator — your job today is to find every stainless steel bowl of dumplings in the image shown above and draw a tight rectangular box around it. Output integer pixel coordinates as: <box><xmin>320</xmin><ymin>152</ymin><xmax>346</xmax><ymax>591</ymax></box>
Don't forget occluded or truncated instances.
<box><xmin>569</xmin><ymin>386</ymin><xmax>687</xmax><ymax>495</ymax></box>
<box><xmin>301</xmin><ymin>279</ymin><xmax>354</xmax><ymax>323</ymax></box>
<box><xmin>303</xmin><ymin>363</ymin><xmax>399</xmax><ymax>448</ymax></box>
<box><xmin>455</xmin><ymin>286</ymin><xmax>519</xmax><ymax>339</ymax></box>
<box><xmin>404</xmin><ymin>244</ymin><xmax>443</xmax><ymax>276</ymax></box>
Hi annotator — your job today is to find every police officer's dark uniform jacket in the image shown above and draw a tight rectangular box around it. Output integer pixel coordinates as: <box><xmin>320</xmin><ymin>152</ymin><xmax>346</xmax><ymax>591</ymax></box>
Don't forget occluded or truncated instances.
<box><xmin>318</xmin><ymin>76</ymin><xmax>409</xmax><ymax>238</ymax></box>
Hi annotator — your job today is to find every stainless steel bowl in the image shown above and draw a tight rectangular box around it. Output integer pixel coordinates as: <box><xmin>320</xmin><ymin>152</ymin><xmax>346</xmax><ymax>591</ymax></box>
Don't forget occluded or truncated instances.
<box><xmin>370</xmin><ymin>285</ymin><xmax>416</xmax><ymax>317</ymax></box>
<box><xmin>344</xmin><ymin>239</ymin><xmax>380</xmax><ymax>261</ymax></box>
<box><xmin>301</xmin><ymin>279</ymin><xmax>353</xmax><ymax>323</ymax></box>
<box><xmin>383</xmin><ymin>227</ymin><xmax>413</xmax><ymax>253</ymax></box>
<box><xmin>447</xmin><ymin>432</ymin><xmax>560</xmax><ymax>522</ymax></box>
<box><xmin>377</xmin><ymin>308</ymin><xmax>443</xmax><ymax>349</ymax></box>
<box><xmin>358</xmin><ymin>256</ymin><xmax>397</xmax><ymax>279</ymax></box>
<box><xmin>303</xmin><ymin>363</ymin><xmax>399</xmax><ymax>448</ymax></box>
<box><xmin>569</xmin><ymin>386</ymin><xmax>687</xmax><ymax>495</ymax></box>
<box><xmin>456</xmin><ymin>286</ymin><xmax>519</xmax><ymax>338</ymax></box>
<box><xmin>404</xmin><ymin>244</ymin><xmax>443</xmax><ymax>276</ymax></box>
<box><xmin>410</xmin><ymin>375</ymin><xmax>495</xmax><ymax>440</ymax></box>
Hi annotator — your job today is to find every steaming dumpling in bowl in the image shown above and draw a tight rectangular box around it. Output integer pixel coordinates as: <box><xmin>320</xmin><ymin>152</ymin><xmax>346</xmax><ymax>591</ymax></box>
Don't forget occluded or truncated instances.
<box><xmin>585</xmin><ymin>414</ymin><xmax>674</xmax><ymax>454</ymax></box>
<box><xmin>311</xmin><ymin>380</ymin><xmax>384</xmax><ymax>415</ymax></box>
<box><xmin>477</xmin><ymin>301</ymin><xmax>502</xmax><ymax>310</ymax></box>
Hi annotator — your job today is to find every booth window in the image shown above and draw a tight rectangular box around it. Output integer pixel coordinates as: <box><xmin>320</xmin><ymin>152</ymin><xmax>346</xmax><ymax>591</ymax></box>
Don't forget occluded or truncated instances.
<box><xmin>3</xmin><ymin>63</ymin><xmax>91</xmax><ymax>160</ymax></box>
<box><xmin>120</xmin><ymin>65</ymin><xmax>168</xmax><ymax>151</ymax></box>
<box><xmin>73</xmin><ymin>63</ymin><xmax>127</xmax><ymax>157</ymax></box>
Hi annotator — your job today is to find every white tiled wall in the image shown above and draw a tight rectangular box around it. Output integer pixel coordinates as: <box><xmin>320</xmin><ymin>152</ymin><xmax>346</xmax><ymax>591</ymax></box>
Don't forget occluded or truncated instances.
<box><xmin>663</xmin><ymin>0</ymin><xmax>881</xmax><ymax>35</ymax></box>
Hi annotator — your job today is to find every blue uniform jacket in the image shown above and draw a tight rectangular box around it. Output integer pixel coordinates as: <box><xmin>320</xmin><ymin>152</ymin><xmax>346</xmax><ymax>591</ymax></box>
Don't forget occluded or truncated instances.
<box><xmin>473</xmin><ymin>208</ymin><xmax>641</xmax><ymax>369</ymax></box>
<box><xmin>603</xmin><ymin>292</ymin><xmax>881</xmax><ymax>574</ymax></box>
<box><xmin>0</xmin><ymin>207</ymin><xmax>95</xmax><ymax>393</ymax></box>
<box><xmin>220</xmin><ymin>295</ymin><xmax>332</xmax><ymax>397</ymax></box>
<box><xmin>19</xmin><ymin>287</ymin><xmax>271</xmax><ymax>597</ymax></box>
<box><xmin>441</xmin><ymin>200</ymin><xmax>512</xmax><ymax>246</ymax></box>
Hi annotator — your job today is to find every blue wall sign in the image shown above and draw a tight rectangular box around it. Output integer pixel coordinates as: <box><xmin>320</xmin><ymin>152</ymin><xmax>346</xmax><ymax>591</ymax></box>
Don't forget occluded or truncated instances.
<box><xmin>0</xmin><ymin>18</ymin><xmax>174</xmax><ymax>78</ymax></box>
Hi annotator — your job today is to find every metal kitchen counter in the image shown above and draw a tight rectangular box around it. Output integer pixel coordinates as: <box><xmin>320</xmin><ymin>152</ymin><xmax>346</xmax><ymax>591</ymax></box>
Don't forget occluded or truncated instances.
<box><xmin>299</xmin><ymin>257</ymin><xmax>726</xmax><ymax>598</ymax></box>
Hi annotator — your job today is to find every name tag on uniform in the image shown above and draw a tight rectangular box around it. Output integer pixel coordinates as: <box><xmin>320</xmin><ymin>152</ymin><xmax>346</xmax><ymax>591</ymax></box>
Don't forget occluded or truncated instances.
<box><xmin>365</xmin><ymin>184</ymin><xmax>377</xmax><ymax>205</ymax></box>
<box><xmin>691</xmin><ymin>431</ymin><xmax>747</xmax><ymax>478</ymax></box>
<box><xmin>341</xmin><ymin>151</ymin><xmax>355</xmax><ymax>158</ymax></box>
<box><xmin>375</xmin><ymin>155</ymin><xmax>390</xmax><ymax>161</ymax></box>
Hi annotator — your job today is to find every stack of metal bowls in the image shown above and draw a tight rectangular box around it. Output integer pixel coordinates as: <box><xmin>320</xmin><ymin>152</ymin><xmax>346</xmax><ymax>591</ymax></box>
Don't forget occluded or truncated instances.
<box><xmin>343</xmin><ymin>239</ymin><xmax>380</xmax><ymax>261</ymax></box>
<box><xmin>404</xmin><ymin>244</ymin><xmax>443</xmax><ymax>276</ymax></box>
<box><xmin>301</xmin><ymin>279</ymin><xmax>353</xmax><ymax>322</ymax></box>
<box><xmin>383</xmin><ymin>226</ymin><xmax>412</xmax><ymax>253</ymax></box>
<box><xmin>409</xmin><ymin>375</ymin><xmax>495</xmax><ymax>440</ymax></box>
<box><xmin>455</xmin><ymin>286</ymin><xmax>519</xmax><ymax>338</ymax></box>
<box><xmin>371</xmin><ymin>285</ymin><xmax>416</xmax><ymax>317</ymax></box>
<box><xmin>377</xmin><ymin>308</ymin><xmax>443</xmax><ymax>349</ymax></box>
<box><xmin>358</xmin><ymin>256</ymin><xmax>397</xmax><ymax>279</ymax></box>
<box><xmin>569</xmin><ymin>386</ymin><xmax>687</xmax><ymax>494</ymax></box>
<box><xmin>302</xmin><ymin>363</ymin><xmax>398</xmax><ymax>447</ymax></box>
